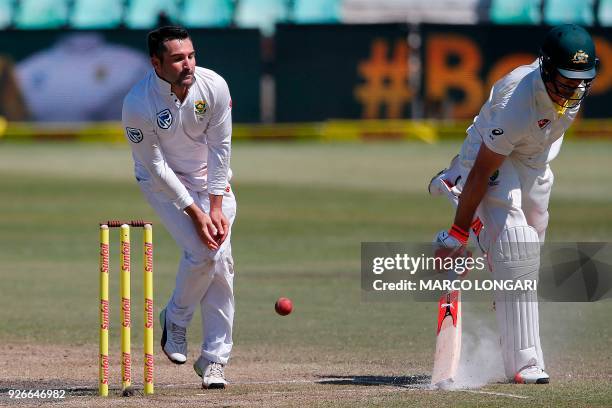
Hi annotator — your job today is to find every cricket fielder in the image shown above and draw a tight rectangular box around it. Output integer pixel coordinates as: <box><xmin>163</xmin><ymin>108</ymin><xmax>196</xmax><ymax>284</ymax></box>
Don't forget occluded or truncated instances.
<box><xmin>429</xmin><ymin>24</ymin><xmax>598</xmax><ymax>384</ymax></box>
<box><xmin>122</xmin><ymin>26</ymin><xmax>235</xmax><ymax>389</ymax></box>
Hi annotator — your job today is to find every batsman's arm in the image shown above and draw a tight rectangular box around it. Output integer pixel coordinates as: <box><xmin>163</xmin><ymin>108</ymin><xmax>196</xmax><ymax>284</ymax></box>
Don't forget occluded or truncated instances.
<box><xmin>453</xmin><ymin>144</ymin><xmax>506</xmax><ymax>233</ymax></box>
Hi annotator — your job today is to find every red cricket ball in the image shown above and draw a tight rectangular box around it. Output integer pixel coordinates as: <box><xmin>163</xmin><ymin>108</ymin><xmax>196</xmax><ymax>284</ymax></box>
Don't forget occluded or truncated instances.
<box><xmin>275</xmin><ymin>297</ymin><xmax>293</xmax><ymax>316</ymax></box>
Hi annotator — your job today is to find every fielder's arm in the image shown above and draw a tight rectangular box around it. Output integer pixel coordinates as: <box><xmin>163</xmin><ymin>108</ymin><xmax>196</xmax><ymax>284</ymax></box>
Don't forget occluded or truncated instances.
<box><xmin>205</xmin><ymin>74</ymin><xmax>233</xmax><ymax>245</ymax></box>
<box><xmin>122</xmin><ymin>99</ymin><xmax>193</xmax><ymax>210</ymax></box>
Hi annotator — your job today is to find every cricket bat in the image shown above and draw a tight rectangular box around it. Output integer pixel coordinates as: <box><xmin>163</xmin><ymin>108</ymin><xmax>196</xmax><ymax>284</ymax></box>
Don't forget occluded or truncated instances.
<box><xmin>431</xmin><ymin>289</ymin><xmax>461</xmax><ymax>387</ymax></box>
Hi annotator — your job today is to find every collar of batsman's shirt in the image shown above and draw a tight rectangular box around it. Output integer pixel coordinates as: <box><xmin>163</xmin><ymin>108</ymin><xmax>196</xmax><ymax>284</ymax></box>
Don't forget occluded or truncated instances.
<box><xmin>533</xmin><ymin>69</ymin><xmax>558</xmax><ymax>117</ymax></box>
<box><xmin>534</xmin><ymin>68</ymin><xmax>580</xmax><ymax>119</ymax></box>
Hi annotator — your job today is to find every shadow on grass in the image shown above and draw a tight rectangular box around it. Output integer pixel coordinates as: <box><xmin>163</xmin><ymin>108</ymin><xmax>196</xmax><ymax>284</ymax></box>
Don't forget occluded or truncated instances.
<box><xmin>317</xmin><ymin>374</ymin><xmax>431</xmax><ymax>389</ymax></box>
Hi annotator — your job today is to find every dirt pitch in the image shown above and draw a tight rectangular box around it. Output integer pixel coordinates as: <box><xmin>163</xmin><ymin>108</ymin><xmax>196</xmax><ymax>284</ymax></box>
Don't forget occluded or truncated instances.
<box><xmin>2</xmin><ymin>343</ymin><xmax>610</xmax><ymax>407</ymax></box>
<box><xmin>0</xmin><ymin>343</ymin><xmax>430</xmax><ymax>407</ymax></box>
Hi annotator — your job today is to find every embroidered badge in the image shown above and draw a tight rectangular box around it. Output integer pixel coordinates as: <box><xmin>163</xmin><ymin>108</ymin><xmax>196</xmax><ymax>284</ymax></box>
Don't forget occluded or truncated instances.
<box><xmin>572</xmin><ymin>50</ymin><xmax>589</xmax><ymax>64</ymax></box>
<box><xmin>195</xmin><ymin>100</ymin><xmax>207</xmax><ymax>117</ymax></box>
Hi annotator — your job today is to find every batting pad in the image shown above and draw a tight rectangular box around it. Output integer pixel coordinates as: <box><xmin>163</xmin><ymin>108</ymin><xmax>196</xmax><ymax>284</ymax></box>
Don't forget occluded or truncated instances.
<box><xmin>490</xmin><ymin>225</ymin><xmax>544</xmax><ymax>379</ymax></box>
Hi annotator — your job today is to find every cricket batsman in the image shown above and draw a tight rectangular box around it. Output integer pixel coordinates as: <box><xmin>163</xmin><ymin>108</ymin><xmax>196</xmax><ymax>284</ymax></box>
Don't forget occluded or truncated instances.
<box><xmin>429</xmin><ymin>24</ymin><xmax>598</xmax><ymax>384</ymax></box>
<box><xmin>122</xmin><ymin>26</ymin><xmax>235</xmax><ymax>389</ymax></box>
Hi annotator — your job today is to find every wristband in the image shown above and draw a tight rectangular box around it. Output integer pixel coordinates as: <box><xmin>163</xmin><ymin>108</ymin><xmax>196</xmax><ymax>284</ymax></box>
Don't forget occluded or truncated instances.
<box><xmin>448</xmin><ymin>224</ymin><xmax>469</xmax><ymax>246</ymax></box>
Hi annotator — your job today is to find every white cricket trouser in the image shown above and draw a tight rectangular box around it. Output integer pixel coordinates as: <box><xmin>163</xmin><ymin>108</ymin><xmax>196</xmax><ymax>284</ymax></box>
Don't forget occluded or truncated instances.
<box><xmin>458</xmin><ymin>139</ymin><xmax>552</xmax><ymax>378</ymax></box>
<box><xmin>138</xmin><ymin>179</ymin><xmax>237</xmax><ymax>365</ymax></box>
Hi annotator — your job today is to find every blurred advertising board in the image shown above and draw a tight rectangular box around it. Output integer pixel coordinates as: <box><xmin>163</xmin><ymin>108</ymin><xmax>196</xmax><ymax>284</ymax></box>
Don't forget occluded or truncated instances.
<box><xmin>0</xmin><ymin>29</ymin><xmax>260</xmax><ymax>123</ymax></box>
<box><xmin>275</xmin><ymin>23</ymin><xmax>412</xmax><ymax>122</ymax></box>
<box><xmin>275</xmin><ymin>23</ymin><xmax>612</xmax><ymax>121</ymax></box>
<box><xmin>0</xmin><ymin>25</ymin><xmax>610</xmax><ymax>125</ymax></box>
<box><xmin>420</xmin><ymin>24</ymin><xmax>612</xmax><ymax>120</ymax></box>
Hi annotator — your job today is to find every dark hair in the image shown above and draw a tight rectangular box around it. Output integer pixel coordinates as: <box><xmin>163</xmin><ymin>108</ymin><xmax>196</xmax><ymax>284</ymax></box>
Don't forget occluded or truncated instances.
<box><xmin>147</xmin><ymin>26</ymin><xmax>190</xmax><ymax>59</ymax></box>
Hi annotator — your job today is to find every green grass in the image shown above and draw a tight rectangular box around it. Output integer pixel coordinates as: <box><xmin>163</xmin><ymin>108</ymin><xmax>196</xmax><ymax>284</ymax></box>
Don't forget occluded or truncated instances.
<box><xmin>0</xmin><ymin>141</ymin><xmax>611</xmax><ymax>405</ymax></box>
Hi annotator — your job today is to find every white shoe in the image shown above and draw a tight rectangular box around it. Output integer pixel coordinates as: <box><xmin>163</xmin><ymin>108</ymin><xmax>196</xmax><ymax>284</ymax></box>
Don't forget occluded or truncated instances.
<box><xmin>514</xmin><ymin>366</ymin><xmax>550</xmax><ymax>384</ymax></box>
<box><xmin>194</xmin><ymin>356</ymin><xmax>228</xmax><ymax>389</ymax></box>
<box><xmin>160</xmin><ymin>308</ymin><xmax>187</xmax><ymax>364</ymax></box>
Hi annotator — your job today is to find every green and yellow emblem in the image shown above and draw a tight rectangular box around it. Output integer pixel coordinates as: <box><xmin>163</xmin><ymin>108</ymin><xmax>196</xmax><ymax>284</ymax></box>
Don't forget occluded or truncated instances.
<box><xmin>572</xmin><ymin>50</ymin><xmax>589</xmax><ymax>64</ymax></box>
<box><xmin>195</xmin><ymin>100</ymin><xmax>207</xmax><ymax>116</ymax></box>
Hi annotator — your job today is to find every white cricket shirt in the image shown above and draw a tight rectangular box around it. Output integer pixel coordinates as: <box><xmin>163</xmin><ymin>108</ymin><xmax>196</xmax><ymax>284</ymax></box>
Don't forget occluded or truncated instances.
<box><xmin>122</xmin><ymin>67</ymin><xmax>232</xmax><ymax>210</ymax></box>
<box><xmin>465</xmin><ymin>60</ymin><xmax>579</xmax><ymax>168</ymax></box>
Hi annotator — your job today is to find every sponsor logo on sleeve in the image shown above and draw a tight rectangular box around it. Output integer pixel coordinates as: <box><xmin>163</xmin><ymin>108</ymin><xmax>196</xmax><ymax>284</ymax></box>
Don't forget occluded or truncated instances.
<box><xmin>126</xmin><ymin>127</ymin><xmax>143</xmax><ymax>143</ymax></box>
<box><xmin>156</xmin><ymin>109</ymin><xmax>173</xmax><ymax>129</ymax></box>
<box><xmin>489</xmin><ymin>128</ymin><xmax>503</xmax><ymax>141</ymax></box>
<box><xmin>488</xmin><ymin>169</ymin><xmax>500</xmax><ymax>186</ymax></box>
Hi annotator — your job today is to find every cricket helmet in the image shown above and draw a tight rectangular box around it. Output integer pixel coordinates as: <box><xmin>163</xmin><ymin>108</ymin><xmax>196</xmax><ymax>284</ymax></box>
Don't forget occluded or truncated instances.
<box><xmin>539</xmin><ymin>24</ymin><xmax>599</xmax><ymax>107</ymax></box>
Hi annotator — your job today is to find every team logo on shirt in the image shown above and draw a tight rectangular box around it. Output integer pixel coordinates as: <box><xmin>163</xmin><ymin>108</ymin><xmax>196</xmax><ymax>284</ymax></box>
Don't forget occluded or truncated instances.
<box><xmin>156</xmin><ymin>109</ymin><xmax>173</xmax><ymax>129</ymax></box>
<box><xmin>195</xmin><ymin>100</ymin><xmax>207</xmax><ymax>115</ymax></box>
<box><xmin>125</xmin><ymin>127</ymin><xmax>143</xmax><ymax>143</ymax></box>
<box><xmin>538</xmin><ymin>119</ymin><xmax>551</xmax><ymax>129</ymax></box>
